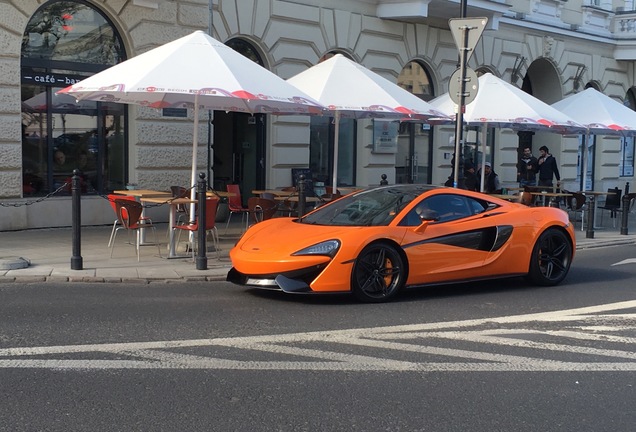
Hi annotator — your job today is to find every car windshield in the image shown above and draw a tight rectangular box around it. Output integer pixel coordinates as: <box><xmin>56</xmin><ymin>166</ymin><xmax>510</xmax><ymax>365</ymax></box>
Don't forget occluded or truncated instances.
<box><xmin>300</xmin><ymin>185</ymin><xmax>436</xmax><ymax>226</ymax></box>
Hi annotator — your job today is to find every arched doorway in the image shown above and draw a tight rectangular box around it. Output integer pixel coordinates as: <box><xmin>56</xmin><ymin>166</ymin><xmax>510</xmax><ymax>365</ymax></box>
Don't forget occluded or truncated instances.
<box><xmin>212</xmin><ymin>38</ymin><xmax>266</xmax><ymax>203</ymax></box>
<box><xmin>21</xmin><ymin>0</ymin><xmax>126</xmax><ymax>196</ymax></box>
<box><xmin>519</xmin><ymin>60</ymin><xmax>564</xmax><ymax>187</ymax></box>
<box><xmin>396</xmin><ymin>60</ymin><xmax>435</xmax><ymax>184</ymax></box>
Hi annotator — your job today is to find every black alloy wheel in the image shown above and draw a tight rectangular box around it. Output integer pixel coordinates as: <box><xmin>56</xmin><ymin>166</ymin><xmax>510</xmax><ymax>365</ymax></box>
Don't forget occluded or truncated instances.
<box><xmin>352</xmin><ymin>243</ymin><xmax>405</xmax><ymax>303</ymax></box>
<box><xmin>528</xmin><ymin>228</ymin><xmax>573</xmax><ymax>286</ymax></box>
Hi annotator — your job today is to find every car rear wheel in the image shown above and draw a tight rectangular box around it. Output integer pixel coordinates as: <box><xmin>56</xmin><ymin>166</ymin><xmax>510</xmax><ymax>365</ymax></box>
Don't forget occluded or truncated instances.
<box><xmin>528</xmin><ymin>228</ymin><xmax>572</xmax><ymax>286</ymax></box>
<box><xmin>352</xmin><ymin>243</ymin><xmax>405</xmax><ymax>303</ymax></box>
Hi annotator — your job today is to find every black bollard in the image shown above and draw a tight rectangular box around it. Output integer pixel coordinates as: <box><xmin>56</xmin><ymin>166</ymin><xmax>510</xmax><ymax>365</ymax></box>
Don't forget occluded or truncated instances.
<box><xmin>620</xmin><ymin>193</ymin><xmax>633</xmax><ymax>235</ymax></box>
<box><xmin>71</xmin><ymin>169</ymin><xmax>83</xmax><ymax>270</ymax></box>
<box><xmin>196</xmin><ymin>172</ymin><xmax>208</xmax><ymax>270</ymax></box>
<box><xmin>585</xmin><ymin>195</ymin><xmax>595</xmax><ymax>239</ymax></box>
<box><xmin>380</xmin><ymin>174</ymin><xmax>388</xmax><ymax>185</ymax></box>
<box><xmin>298</xmin><ymin>174</ymin><xmax>306</xmax><ymax>218</ymax></box>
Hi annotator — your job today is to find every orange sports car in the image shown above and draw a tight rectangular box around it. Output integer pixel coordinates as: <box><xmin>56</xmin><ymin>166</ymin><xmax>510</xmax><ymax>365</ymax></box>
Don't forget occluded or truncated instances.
<box><xmin>227</xmin><ymin>185</ymin><xmax>575</xmax><ymax>303</ymax></box>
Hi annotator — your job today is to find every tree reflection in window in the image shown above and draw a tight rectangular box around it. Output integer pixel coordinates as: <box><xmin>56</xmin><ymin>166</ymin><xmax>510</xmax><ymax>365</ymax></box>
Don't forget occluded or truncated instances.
<box><xmin>22</xmin><ymin>1</ymin><xmax>123</xmax><ymax>65</ymax></box>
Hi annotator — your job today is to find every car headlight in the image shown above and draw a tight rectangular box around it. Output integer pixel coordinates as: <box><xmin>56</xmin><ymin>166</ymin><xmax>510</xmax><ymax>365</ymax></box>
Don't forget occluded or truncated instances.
<box><xmin>292</xmin><ymin>240</ymin><xmax>340</xmax><ymax>257</ymax></box>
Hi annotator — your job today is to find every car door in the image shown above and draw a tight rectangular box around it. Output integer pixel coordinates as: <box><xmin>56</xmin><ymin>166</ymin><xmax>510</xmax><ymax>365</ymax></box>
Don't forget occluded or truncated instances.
<box><xmin>399</xmin><ymin>193</ymin><xmax>508</xmax><ymax>285</ymax></box>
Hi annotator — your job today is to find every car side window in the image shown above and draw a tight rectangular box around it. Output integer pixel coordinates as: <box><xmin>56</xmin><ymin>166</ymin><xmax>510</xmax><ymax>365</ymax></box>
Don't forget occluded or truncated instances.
<box><xmin>398</xmin><ymin>194</ymin><xmax>476</xmax><ymax>226</ymax></box>
<box><xmin>467</xmin><ymin>197</ymin><xmax>490</xmax><ymax>215</ymax></box>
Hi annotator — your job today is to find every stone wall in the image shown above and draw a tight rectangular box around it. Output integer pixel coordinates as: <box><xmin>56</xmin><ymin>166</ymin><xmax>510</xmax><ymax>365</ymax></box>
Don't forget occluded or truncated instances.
<box><xmin>0</xmin><ymin>0</ymin><xmax>634</xmax><ymax>230</ymax></box>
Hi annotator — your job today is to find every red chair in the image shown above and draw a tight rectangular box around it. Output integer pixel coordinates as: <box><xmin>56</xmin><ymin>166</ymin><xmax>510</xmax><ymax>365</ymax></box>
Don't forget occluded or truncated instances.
<box><xmin>107</xmin><ymin>194</ymin><xmax>151</xmax><ymax>247</ymax></box>
<box><xmin>173</xmin><ymin>197</ymin><xmax>221</xmax><ymax>260</ymax></box>
<box><xmin>225</xmin><ymin>184</ymin><xmax>250</xmax><ymax>233</ymax></box>
<box><xmin>247</xmin><ymin>197</ymin><xmax>278</xmax><ymax>224</ymax></box>
<box><xmin>109</xmin><ymin>199</ymin><xmax>162</xmax><ymax>261</ymax></box>
<box><xmin>170</xmin><ymin>185</ymin><xmax>191</xmax><ymax>225</ymax></box>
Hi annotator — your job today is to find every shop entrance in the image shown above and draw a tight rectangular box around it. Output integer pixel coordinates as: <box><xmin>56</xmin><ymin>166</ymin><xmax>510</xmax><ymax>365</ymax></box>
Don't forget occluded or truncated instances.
<box><xmin>212</xmin><ymin>111</ymin><xmax>266</xmax><ymax>205</ymax></box>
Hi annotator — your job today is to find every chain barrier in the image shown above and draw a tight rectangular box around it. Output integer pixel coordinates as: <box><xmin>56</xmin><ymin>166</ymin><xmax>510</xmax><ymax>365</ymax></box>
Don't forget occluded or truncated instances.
<box><xmin>0</xmin><ymin>182</ymin><xmax>71</xmax><ymax>208</ymax></box>
<box><xmin>0</xmin><ymin>182</ymin><xmax>197</xmax><ymax>210</ymax></box>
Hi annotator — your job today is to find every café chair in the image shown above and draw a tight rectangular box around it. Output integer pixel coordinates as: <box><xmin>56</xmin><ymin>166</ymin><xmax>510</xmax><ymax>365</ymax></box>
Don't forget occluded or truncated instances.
<box><xmin>565</xmin><ymin>191</ymin><xmax>586</xmax><ymax>231</ymax></box>
<box><xmin>275</xmin><ymin>186</ymin><xmax>297</xmax><ymax>217</ymax></box>
<box><xmin>110</xmin><ymin>199</ymin><xmax>162</xmax><ymax>261</ymax></box>
<box><xmin>599</xmin><ymin>187</ymin><xmax>622</xmax><ymax>227</ymax></box>
<box><xmin>247</xmin><ymin>197</ymin><xmax>278</xmax><ymax>224</ymax></box>
<box><xmin>518</xmin><ymin>191</ymin><xmax>533</xmax><ymax>206</ymax></box>
<box><xmin>170</xmin><ymin>185</ymin><xmax>191</xmax><ymax>225</ymax></box>
<box><xmin>173</xmin><ymin>197</ymin><xmax>220</xmax><ymax>261</ymax></box>
<box><xmin>107</xmin><ymin>194</ymin><xmax>152</xmax><ymax>247</ymax></box>
<box><xmin>225</xmin><ymin>184</ymin><xmax>250</xmax><ymax>234</ymax></box>
<box><xmin>318</xmin><ymin>191</ymin><xmax>343</xmax><ymax>207</ymax></box>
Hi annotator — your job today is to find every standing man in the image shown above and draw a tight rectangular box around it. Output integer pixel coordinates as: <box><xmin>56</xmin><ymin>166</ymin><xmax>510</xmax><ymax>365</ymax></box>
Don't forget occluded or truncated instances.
<box><xmin>517</xmin><ymin>146</ymin><xmax>538</xmax><ymax>188</ymax></box>
<box><xmin>537</xmin><ymin>145</ymin><xmax>560</xmax><ymax>188</ymax></box>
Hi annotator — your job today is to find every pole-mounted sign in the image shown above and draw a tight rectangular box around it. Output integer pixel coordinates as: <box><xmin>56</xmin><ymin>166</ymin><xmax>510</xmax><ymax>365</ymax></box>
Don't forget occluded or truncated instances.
<box><xmin>449</xmin><ymin>17</ymin><xmax>487</xmax><ymax>64</ymax></box>
<box><xmin>448</xmin><ymin>17</ymin><xmax>488</xmax><ymax>189</ymax></box>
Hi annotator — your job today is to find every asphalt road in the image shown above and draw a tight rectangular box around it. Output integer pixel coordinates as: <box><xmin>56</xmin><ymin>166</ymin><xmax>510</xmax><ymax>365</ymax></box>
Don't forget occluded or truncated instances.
<box><xmin>0</xmin><ymin>245</ymin><xmax>635</xmax><ymax>432</ymax></box>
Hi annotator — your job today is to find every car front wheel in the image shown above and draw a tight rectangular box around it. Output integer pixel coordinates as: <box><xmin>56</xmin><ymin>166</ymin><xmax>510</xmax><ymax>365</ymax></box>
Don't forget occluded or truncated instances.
<box><xmin>528</xmin><ymin>228</ymin><xmax>572</xmax><ymax>286</ymax></box>
<box><xmin>352</xmin><ymin>243</ymin><xmax>405</xmax><ymax>303</ymax></box>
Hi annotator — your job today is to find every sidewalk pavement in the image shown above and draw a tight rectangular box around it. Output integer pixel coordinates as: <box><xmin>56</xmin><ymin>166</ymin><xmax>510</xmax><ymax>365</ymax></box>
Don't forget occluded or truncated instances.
<box><xmin>1</xmin><ymin>215</ymin><xmax>635</xmax><ymax>284</ymax></box>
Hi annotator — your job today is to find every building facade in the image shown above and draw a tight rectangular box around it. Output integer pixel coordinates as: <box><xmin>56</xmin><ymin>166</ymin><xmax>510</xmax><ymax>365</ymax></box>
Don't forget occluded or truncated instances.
<box><xmin>1</xmin><ymin>0</ymin><xmax>635</xmax><ymax>230</ymax></box>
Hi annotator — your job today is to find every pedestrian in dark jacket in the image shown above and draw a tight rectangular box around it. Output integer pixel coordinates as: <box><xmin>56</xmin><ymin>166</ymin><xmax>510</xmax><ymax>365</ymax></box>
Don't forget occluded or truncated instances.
<box><xmin>477</xmin><ymin>162</ymin><xmax>501</xmax><ymax>194</ymax></box>
<box><xmin>537</xmin><ymin>145</ymin><xmax>560</xmax><ymax>188</ymax></box>
<box><xmin>517</xmin><ymin>146</ymin><xmax>539</xmax><ymax>187</ymax></box>
<box><xmin>463</xmin><ymin>161</ymin><xmax>478</xmax><ymax>192</ymax></box>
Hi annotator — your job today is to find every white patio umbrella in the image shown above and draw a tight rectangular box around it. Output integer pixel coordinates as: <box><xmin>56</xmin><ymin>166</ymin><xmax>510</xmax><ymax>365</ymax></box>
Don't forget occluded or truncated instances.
<box><xmin>58</xmin><ymin>30</ymin><xmax>325</xmax><ymax>213</ymax></box>
<box><xmin>551</xmin><ymin>87</ymin><xmax>636</xmax><ymax>191</ymax></box>
<box><xmin>430</xmin><ymin>73</ymin><xmax>584</xmax><ymax>191</ymax></box>
<box><xmin>286</xmin><ymin>54</ymin><xmax>449</xmax><ymax>189</ymax></box>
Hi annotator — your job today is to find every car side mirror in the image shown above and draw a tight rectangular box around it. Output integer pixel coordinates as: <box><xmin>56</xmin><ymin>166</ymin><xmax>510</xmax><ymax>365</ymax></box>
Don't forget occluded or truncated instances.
<box><xmin>418</xmin><ymin>209</ymin><xmax>439</xmax><ymax>222</ymax></box>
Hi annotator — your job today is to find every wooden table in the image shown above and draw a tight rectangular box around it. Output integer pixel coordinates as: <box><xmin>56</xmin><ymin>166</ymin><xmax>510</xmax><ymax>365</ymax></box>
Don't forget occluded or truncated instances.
<box><xmin>252</xmin><ymin>189</ymin><xmax>295</xmax><ymax>197</ymax></box>
<box><xmin>487</xmin><ymin>194</ymin><xmax>519</xmax><ymax>202</ymax></box>
<box><xmin>206</xmin><ymin>190</ymin><xmax>236</xmax><ymax>198</ymax></box>
<box><xmin>529</xmin><ymin>191</ymin><xmax>572</xmax><ymax>207</ymax></box>
<box><xmin>113</xmin><ymin>189</ymin><xmax>171</xmax><ymax>197</ymax></box>
<box><xmin>140</xmin><ymin>196</ymin><xmax>197</xmax><ymax>258</ymax></box>
<box><xmin>338</xmin><ymin>187</ymin><xmax>363</xmax><ymax>194</ymax></box>
<box><xmin>275</xmin><ymin>196</ymin><xmax>320</xmax><ymax>202</ymax></box>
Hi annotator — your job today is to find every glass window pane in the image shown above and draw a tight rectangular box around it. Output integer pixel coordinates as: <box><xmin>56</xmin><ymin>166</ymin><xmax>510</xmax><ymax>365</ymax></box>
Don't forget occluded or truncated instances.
<box><xmin>22</xmin><ymin>1</ymin><xmax>124</xmax><ymax>65</ymax></box>
<box><xmin>310</xmin><ymin>116</ymin><xmax>331</xmax><ymax>182</ymax></box>
<box><xmin>21</xmin><ymin>2</ymin><xmax>127</xmax><ymax>196</ymax></box>
<box><xmin>22</xmin><ymin>84</ymin><xmax>48</xmax><ymax>195</ymax></box>
<box><xmin>337</xmin><ymin>118</ymin><xmax>355</xmax><ymax>186</ymax></box>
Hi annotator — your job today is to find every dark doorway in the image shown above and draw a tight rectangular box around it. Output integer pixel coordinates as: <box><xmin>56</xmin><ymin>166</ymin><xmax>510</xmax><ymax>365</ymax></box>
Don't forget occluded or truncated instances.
<box><xmin>212</xmin><ymin>112</ymin><xmax>266</xmax><ymax>205</ymax></box>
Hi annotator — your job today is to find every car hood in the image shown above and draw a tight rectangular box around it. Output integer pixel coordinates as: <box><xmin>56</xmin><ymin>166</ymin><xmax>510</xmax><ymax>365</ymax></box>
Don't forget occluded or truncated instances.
<box><xmin>237</xmin><ymin>218</ymin><xmax>368</xmax><ymax>255</ymax></box>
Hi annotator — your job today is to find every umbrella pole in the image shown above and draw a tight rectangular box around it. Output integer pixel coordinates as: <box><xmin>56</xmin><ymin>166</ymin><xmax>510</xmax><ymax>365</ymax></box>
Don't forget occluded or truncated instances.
<box><xmin>480</xmin><ymin>124</ymin><xmax>487</xmax><ymax>192</ymax></box>
<box><xmin>581</xmin><ymin>129</ymin><xmax>590</xmax><ymax>191</ymax></box>
<box><xmin>190</xmin><ymin>94</ymin><xmax>200</xmax><ymax>223</ymax></box>
<box><xmin>332</xmin><ymin>111</ymin><xmax>341</xmax><ymax>189</ymax></box>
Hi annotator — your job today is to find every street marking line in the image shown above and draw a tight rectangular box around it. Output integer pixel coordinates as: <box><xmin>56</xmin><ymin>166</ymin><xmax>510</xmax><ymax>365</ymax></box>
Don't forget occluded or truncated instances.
<box><xmin>0</xmin><ymin>300</ymin><xmax>634</xmax><ymax>372</ymax></box>
<box><xmin>612</xmin><ymin>258</ymin><xmax>636</xmax><ymax>266</ymax></box>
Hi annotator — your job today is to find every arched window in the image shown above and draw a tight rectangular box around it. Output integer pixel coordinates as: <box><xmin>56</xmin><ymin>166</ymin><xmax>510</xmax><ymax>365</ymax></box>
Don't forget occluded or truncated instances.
<box><xmin>21</xmin><ymin>0</ymin><xmax>126</xmax><ymax>196</ymax></box>
<box><xmin>225</xmin><ymin>39</ymin><xmax>264</xmax><ymax>66</ymax></box>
